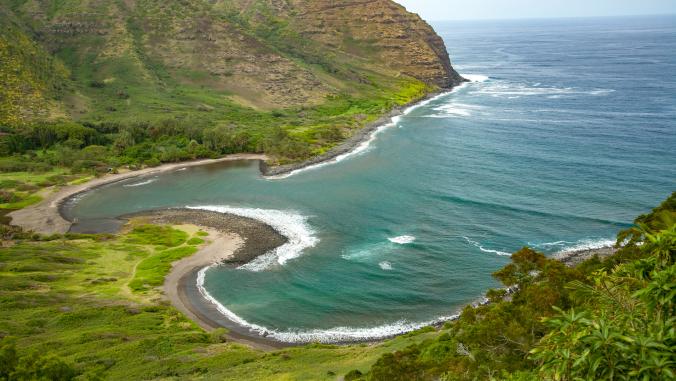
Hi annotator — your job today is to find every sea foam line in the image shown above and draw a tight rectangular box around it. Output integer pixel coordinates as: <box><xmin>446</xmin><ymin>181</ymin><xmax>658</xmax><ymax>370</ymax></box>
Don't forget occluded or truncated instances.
<box><xmin>196</xmin><ymin>267</ymin><xmax>458</xmax><ymax>343</ymax></box>
<box><xmin>187</xmin><ymin>205</ymin><xmax>318</xmax><ymax>271</ymax></box>
<box><xmin>267</xmin><ymin>74</ymin><xmax>487</xmax><ymax>180</ymax></box>
<box><xmin>463</xmin><ymin>236</ymin><xmax>512</xmax><ymax>257</ymax></box>
<box><xmin>123</xmin><ymin>178</ymin><xmax>158</xmax><ymax>187</ymax></box>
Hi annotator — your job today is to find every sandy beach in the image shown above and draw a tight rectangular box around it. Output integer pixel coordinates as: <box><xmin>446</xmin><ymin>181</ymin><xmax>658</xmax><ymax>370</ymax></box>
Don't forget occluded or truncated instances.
<box><xmin>161</xmin><ymin>227</ymin><xmax>285</xmax><ymax>350</ymax></box>
<box><xmin>163</xmin><ymin>227</ymin><xmax>242</xmax><ymax>328</ymax></box>
<box><xmin>8</xmin><ymin>154</ymin><xmax>267</xmax><ymax>234</ymax></box>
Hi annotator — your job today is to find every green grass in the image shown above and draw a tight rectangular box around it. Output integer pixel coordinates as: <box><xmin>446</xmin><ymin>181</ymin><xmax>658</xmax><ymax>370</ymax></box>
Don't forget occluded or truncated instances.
<box><xmin>187</xmin><ymin>237</ymin><xmax>205</xmax><ymax>245</ymax></box>
<box><xmin>124</xmin><ymin>224</ymin><xmax>188</xmax><ymax>247</ymax></box>
<box><xmin>0</xmin><ymin>225</ymin><xmax>443</xmax><ymax>380</ymax></box>
<box><xmin>0</xmin><ymin>193</ymin><xmax>42</xmax><ymax>209</ymax></box>
<box><xmin>128</xmin><ymin>246</ymin><xmax>197</xmax><ymax>291</ymax></box>
<box><xmin>0</xmin><ymin>168</ymin><xmax>91</xmax><ymax>211</ymax></box>
<box><xmin>0</xmin><ymin>167</ymin><xmax>71</xmax><ymax>186</ymax></box>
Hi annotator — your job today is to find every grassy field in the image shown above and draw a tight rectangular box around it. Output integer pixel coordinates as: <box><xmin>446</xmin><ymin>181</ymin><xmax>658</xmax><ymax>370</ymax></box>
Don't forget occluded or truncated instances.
<box><xmin>0</xmin><ymin>222</ymin><xmax>443</xmax><ymax>380</ymax></box>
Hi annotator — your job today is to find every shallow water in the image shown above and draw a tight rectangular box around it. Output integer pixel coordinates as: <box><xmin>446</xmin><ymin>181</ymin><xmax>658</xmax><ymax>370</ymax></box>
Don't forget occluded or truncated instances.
<box><xmin>65</xmin><ymin>16</ymin><xmax>676</xmax><ymax>342</ymax></box>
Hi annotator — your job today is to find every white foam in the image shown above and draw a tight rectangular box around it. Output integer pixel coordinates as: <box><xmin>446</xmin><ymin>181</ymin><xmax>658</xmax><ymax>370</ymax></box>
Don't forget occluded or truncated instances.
<box><xmin>266</xmin><ymin>118</ymin><xmax>400</xmax><ymax>180</ymax></box>
<box><xmin>430</xmin><ymin>102</ymin><xmax>484</xmax><ymax>118</ymax></box>
<box><xmin>123</xmin><ymin>177</ymin><xmax>158</xmax><ymax>187</ymax></box>
<box><xmin>589</xmin><ymin>89</ymin><xmax>616</xmax><ymax>96</ymax></box>
<box><xmin>379</xmin><ymin>261</ymin><xmax>393</xmax><ymax>270</ymax></box>
<box><xmin>529</xmin><ymin>238</ymin><xmax>615</xmax><ymax>255</ymax></box>
<box><xmin>187</xmin><ymin>205</ymin><xmax>318</xmax><ymax>271</ymax></box>
<box><xmin>197</xmin><ymin>268</ymin><xmax>458</xmax><ymax>343</ymax></box>
<box><xmin>556</xmin><ymin>238</ymin><xmax>615</xmax><ymax>254</ymax></box>
<box><xmin>462</xmin><ymin>74</ymin><xmax>489</xmax><ymax>83</ymax></box>
<box><xmin>463</xmin><ymin>236</ymin><xmax>512</xmax><ymax>257</ymax></box>
<box><xmin>388</xmin><ymin>235</ymin><xmax>416</xmax><ymax>244</ymax></box>
<box><xmin>342</xmin><ymin>242</ymin><xmax>388</xmax><ymax>261</ymax></box>
<box><xmin>475</xmin><ymin>82</ymin><xmax>614</xmax><ymax>99</ymax></box>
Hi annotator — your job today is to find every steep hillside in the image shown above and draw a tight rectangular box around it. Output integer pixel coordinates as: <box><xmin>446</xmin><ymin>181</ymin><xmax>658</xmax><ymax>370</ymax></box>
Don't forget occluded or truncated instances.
<box><xmin>1</xmin><ymin>0</ymin><xmax>462</xmax><ymax>123</ymax></box>
<box><xmin>0</xmin><ymin>6</ymin><xmax>70</xmax><ymax>126</ymax></box>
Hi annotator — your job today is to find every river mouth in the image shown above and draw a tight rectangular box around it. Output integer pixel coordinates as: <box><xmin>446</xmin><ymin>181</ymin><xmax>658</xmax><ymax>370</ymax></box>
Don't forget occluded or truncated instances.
<box><xmin>60</xmin><ymin>16</ymin><xmax>676</xmax><ymax>343</ymax></box>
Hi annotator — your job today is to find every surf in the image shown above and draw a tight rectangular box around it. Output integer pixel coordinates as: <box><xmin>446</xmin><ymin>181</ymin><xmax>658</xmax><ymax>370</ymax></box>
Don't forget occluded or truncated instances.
<box><xmin>187</xmin><ymin>205</ymin><xmax>318</xmax><ymax>271</ymax></box>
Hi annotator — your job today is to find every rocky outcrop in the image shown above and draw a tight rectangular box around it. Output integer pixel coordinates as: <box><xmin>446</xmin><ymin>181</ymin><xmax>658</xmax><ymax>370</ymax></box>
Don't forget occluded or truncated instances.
<box><xmin>284</xmin><ymin>0</ymin><xmax>464</xmax><ymax>88</ymax></box>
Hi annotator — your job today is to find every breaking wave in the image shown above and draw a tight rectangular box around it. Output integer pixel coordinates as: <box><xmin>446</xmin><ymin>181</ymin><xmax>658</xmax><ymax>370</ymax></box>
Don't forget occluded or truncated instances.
<box><xmin>379</xmin><ymin>261</ymin><xmax>393</xmax><ymax>270</ymax></box>
<box><xmin>187</xmin><ymin>205</ymin><xmax>318</xmax><ymax>271</ymax></box>
<box><xmin>462</xmin><ymin>74</ymin><xmax>489</xmax><ymax>83</ymax></box>
<box><xmin>342</xmin><ymin>235</ymin><xmax>415</xmax><ymax>262</ymax></box>
<box><xmin>388</xmin><ymin>235</ymin><xmax>416</xmax><ymax>244</ymax></box>
<box><xmin>529</xmin><ymin>237</ymin><xmax>615</xmax><ymax>254</ymax></box>
<box><xmin>475</xmin><ymin>81</ymin><xmax>614</xmax><ymax>99</ymax></box>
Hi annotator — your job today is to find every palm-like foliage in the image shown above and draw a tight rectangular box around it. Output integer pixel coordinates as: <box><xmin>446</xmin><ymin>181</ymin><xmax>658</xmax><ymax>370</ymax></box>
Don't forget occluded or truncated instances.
<box><xmin>531</xmin><ymin>225</ymin><xmax>676</xmax><ymax>381</ymax></box>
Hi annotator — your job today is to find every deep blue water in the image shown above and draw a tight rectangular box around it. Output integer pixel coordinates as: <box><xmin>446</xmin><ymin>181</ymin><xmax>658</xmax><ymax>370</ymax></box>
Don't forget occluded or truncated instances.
<box><xmin>66</xmin><ymin>16</ymin><xmax>676</xmax><ymax>342</ymax></box>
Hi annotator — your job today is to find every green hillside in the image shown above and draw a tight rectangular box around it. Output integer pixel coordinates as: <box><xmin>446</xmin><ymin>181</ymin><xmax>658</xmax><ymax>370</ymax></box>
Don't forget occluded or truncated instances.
<box><xmin>0</xmin><ymin>0</ymin><xmax>463</xmax><ymax>168</ymax></box>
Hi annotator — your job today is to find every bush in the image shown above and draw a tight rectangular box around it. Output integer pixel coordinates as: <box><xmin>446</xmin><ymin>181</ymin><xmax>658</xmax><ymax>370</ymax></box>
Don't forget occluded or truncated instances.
<box><xmin>344</xmin><ymin>369</ymin><xmax>364</xmax><ymax>381</ymax></box>
<box><xmin>0</xmin><ymin>339</ymin><xmax>79</xmax><ymax>381</ymax></box>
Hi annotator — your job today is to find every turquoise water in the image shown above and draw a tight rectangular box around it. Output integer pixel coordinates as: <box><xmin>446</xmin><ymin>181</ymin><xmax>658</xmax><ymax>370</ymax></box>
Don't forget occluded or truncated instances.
<box><xmin>66</xmin><ymin>16</ymin><xmax>676</xmax><ymax>342</ymax></box>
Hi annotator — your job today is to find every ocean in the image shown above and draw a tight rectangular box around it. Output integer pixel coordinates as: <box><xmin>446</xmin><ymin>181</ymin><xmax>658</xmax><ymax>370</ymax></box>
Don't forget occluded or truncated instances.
<box><xmin>64</xmin><ymin>16</ymin><xmax>676</xmax><ymax>342</ymax></box>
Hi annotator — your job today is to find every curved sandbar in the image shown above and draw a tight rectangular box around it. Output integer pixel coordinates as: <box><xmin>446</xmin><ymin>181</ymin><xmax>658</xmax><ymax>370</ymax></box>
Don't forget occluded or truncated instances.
<box><xmin>127</xmin><ymin>209</ymin><xmax>290</xmax><ymax>350</ymax></box>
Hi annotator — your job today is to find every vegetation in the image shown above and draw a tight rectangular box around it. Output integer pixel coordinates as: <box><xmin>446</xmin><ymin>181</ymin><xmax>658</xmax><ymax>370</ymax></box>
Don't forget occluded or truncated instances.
<box><xmin>0</xmin><ymin>221</ymin><xmax>443</xmax><ymax>380</ymax></box>
<box><xmin>0</xmin><ymin>0</ymin><xmax>444</xmax><ymax>170</ymax></box>
<box><xmin>0</xmin><ymin>1</ymin><xmax>672</xmax><ymax>378</ymax></box>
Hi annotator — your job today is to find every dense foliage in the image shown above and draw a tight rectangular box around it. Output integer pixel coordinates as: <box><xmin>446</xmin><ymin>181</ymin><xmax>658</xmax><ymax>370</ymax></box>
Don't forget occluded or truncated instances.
<box><xmin>353</xmin><ymin>192</ymin><xmax>675</xmax><ymax>380</ymax></box>
<box><xmin>0</xmin><ymin>81</ymin><xmax>428</xmax><ymax>175</ymax></box>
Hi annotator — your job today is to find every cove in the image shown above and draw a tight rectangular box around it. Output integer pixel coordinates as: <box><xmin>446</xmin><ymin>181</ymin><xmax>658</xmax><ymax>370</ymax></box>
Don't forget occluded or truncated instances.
<box><xmin>63</xmin><ymin>17</ymin><xmax>676</xmax><ymax>343</ymax></box>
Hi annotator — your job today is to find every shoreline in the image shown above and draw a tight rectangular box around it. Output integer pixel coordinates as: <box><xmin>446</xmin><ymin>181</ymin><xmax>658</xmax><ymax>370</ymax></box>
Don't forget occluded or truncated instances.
<box><xmin>127</xmin><ymin>209</ymin><xmax>618</xmax><ymax>348</ymax></box>
<box><xmin>260</xmin><ymin>87</ymin><xmax>459</xmax><ymax>178</ymax></box>
<box><xmin>125</xmin><ymin>209</ymin><xmax>291</xmax><ymax>350</ymax></box>
<box><xmin>7</xmin><ymin>154</ymin><xmax>267</xmax><ymax>234</ymax></box>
